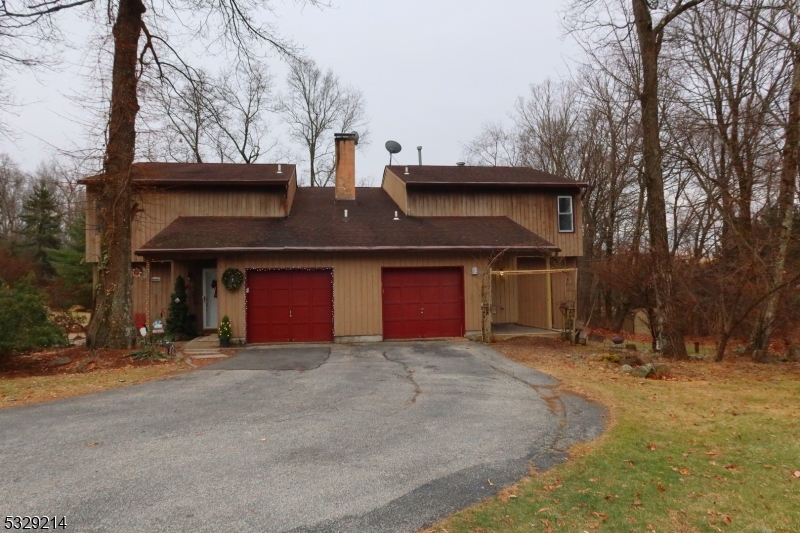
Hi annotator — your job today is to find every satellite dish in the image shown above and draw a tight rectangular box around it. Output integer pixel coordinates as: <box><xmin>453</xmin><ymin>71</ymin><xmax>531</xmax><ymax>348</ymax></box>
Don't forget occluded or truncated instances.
<box><xmin>385</xmin><ymin>140</ymin><xmax>402</xmax><ymax>154</ymax></box>
<box><xmin>385</xmin><ymin>140</ymin><xmax>402</xmax><ymax>164</ymax></box>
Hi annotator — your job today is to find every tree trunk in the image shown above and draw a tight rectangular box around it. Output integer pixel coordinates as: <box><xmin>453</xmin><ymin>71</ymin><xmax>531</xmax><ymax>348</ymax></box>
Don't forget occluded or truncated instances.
<box><xmin>715</xmin><ymin>332</ymin><xmax>730</xmax><ymax>362</ymax></box>
<box><xmin>749</xmin><ymin>47</ymin><xmax>800</xmax><ymax>359</ymax></box>
<box><xmin>86</xmin><ymin>0</ymin><xmax>146</xmax><ymax>349</ymax></box>
<box><xmin>632</xmin><ymin>0</ymin><xmax>688</xmax><ymax>358</ymax></box>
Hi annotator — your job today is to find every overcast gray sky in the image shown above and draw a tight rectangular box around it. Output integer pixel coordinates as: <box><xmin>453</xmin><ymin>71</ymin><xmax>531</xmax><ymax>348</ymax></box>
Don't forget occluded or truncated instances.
<box><xmin>2</xmin><ymin>1</ymin><xmax>580</xmax><ymax>184</ymax></box>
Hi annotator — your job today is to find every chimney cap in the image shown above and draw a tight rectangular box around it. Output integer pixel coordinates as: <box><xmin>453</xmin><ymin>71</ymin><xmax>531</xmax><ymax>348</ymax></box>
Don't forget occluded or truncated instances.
<box><xmin>334</xmin><ymin>131</ymin><xmax>359</xmax><ymax>146</ymax></box>
<box><xmin>456</xmin><ymin>162</ymin><xmax>466</xmax><ymax>166</ymax></box>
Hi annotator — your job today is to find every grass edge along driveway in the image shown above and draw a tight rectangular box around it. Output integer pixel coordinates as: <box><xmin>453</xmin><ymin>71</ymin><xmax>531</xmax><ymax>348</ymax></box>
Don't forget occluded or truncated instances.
<box><xmin>424</xmin><ymin>337</ymin><xmax>800</xmax><ymax>533</ymax></box>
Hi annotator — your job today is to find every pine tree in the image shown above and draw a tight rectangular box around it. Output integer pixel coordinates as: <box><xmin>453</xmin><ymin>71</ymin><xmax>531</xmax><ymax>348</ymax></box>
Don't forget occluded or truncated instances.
<box><xmin>19</xmin><ymin>181</ymin><xmax>61</xmax><ymax>275</ymax></box>
<box><xmin>45</xmin><ymin>217</ymin><xmax>93</xmax><ymax>307</ymax></box>
<box><xmin>165</xmin><ymin>275</ymin><xmax>195</xmax><ymax>339</ymax></box>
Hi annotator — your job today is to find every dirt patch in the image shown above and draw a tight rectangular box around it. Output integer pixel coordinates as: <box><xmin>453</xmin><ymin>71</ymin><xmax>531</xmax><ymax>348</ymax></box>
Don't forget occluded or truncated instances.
<box><xmin>0</xmin><ymin>346</ymin><xmax>178</xmax><ymax>379</ymax></box>
<box><xmin>0</xmin><ymin>345</ymin><xmax>208</xmax><ymax>408</ymax></box>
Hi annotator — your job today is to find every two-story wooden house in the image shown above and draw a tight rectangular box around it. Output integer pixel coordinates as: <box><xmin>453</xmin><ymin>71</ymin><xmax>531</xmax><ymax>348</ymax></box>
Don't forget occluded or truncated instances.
<box><xmin>82</xmin><ymin>132</ymin><xmax>585</xmax><ymax>343</ymax></box>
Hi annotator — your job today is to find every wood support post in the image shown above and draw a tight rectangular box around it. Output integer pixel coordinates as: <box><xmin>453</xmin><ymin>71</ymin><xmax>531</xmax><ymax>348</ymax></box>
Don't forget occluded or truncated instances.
<box><xmin>545</xmin><ymin>255</ymin><xmax>553</xmax><ymax>330</ymax></box>
<box><xmin>145</xmin><ymin>259</ymin><xmax>151</xmax><ymax>334</ymax></box>
<box><xmin>484</xmin><ymin>266</ymin><xmax>493</xmax><ymax>342</ymax></box>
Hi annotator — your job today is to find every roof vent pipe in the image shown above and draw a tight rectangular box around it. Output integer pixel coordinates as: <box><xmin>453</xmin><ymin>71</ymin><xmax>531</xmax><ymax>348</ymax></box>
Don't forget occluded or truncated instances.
<box><xmin>404</xmin><ymin>166</ymin><xmax>409</xmax><ymax>175</ymax></box>
<box><xmin>344</xmin><ymin>209</ymin><xmax>349</xmax><ymax>220</ymax></box>
<box><xmin>417</xmin><ymin>146</ymin><xmax>422</xmax><ymax>165</ymax></box>
<box><xmin>277</xmin><ymin>164</ymin><xmax>282</xmax><ymax>174</ymax></box>
<box><xmin>393</xmin><ymin>211</ymin><xmax>400</xmax><ymax>221</ymax></box>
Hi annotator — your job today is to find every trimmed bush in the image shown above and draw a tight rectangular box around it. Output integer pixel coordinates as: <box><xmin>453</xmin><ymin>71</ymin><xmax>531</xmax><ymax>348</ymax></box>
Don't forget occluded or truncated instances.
<box><xmin>0</xmin><ymin>275</ymin><xmax>67</xmax><ymax>355</ymax></box>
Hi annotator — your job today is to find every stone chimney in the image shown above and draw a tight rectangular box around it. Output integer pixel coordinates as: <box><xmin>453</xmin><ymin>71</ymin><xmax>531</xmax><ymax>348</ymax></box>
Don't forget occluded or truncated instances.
<box><xmin>334</xmin><ymin>132</ymin><xmax>358</xmax><ymax>200</ymax></box>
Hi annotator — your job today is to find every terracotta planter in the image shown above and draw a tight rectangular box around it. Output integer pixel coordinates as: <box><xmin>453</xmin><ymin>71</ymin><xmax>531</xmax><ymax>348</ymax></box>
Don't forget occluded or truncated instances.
<box><xmin>219</xmin><ymin>337</ymin><xmax>231</xmax><ymax>348</ymax></box>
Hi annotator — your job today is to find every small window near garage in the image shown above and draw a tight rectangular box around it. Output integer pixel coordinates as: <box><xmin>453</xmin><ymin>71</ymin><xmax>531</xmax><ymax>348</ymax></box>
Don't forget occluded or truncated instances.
<box><xmin>558</xmin><ymin>196</ymin><xmax>574</xmax><ymax>233</ymax></box>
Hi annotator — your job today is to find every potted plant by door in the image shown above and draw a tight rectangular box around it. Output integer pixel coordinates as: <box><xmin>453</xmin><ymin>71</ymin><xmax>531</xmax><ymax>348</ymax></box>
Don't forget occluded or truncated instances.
<box><xmin>218</xmin><ymin>315</ymin><xmax>232</xmax><ymax>347</ymax></box>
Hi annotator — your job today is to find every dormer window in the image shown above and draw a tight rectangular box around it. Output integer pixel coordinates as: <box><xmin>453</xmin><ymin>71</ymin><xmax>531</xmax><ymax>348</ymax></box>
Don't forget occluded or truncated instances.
<box><xmin>558</xmin><ymin>196</ymin><xmax>574</xmax><ymax>233</ymax></box>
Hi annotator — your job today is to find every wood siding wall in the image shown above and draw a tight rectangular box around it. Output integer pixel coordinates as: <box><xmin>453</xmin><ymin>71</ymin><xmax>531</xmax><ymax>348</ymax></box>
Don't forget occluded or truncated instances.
<box><xmin>131</xmin><ymin>261</ymin><xmax>209</xmax><ymax>332</ymax></box>
<box><xmin>491</xmin><ymin>255</ymin><xmax>518</xmax><ymax>324</ymax></box>
<box><xmin>404</xmin><ymin>189</ymin><xmax>583</xmax><ymax>257</ymax></box>
<box><xmin>85</xmin><ymin>187</ymin><xmax>291</xmax><ymax>262</ymax></box>
<box><xmin>381</xmin><ymin>169</ymin><xmax>408</xmax><ymax>213</ymax></box>
<box><xmin>128</xmin><ymin>252</ymin><xmax>562</xmax><ymax>339</ymax></box>
<box><xmin>285</xmin><ymin>173</ymin><xmax>297</xmax><ymax>214</ymax></box>
<box><xmin>217</xmin><ymin>252</ymin><xmax>490</xmax><ymax>339</ymax></box>
<box><xmin>517</xmin><ymin>257</ymin><xmax>549</xmax><ymax>329</ymax></box>
<box><xmin>131</xmin><ymin>262</ymin><xmax>172</xmax><ymax>325</ymax></box>
<box><xmin>550</xmin><ymin>257</ymin><xmax>578</xmax><ymax>330</ymax></box>
<box><xmin>516</xmin><ymin>256</ymin><xmax>578</xmax><ymax>329</ymax></box>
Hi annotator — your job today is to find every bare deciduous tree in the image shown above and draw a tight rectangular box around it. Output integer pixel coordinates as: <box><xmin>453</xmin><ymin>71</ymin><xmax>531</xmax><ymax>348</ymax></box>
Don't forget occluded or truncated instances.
<box><xmin>208</xmin><ymin>61</ymin><xmax>279</xmax><ymax>164</ymax></box>
<box><xmin>0</xmin><ymin>153</ymin><xmax>29</xmax><ymax>244</ymax></box>
<box><xmin>460</xmin><ymin>122</ymin><xmax>525</xmax><ymax>167</ymax></box>
<box><xmin>628</xmin><ymin>0</ymin><xmax>707</xmax><ymax>358</ymax></box>
<box><xmin>741</xmin><ymin>0</ymin><xmax>800</xmax><ymax>359</ymax></box>
<box><xmin>564</xmin><ymin>0</ymin><xmax>706</xmax><ymax>356</ymax></box>
<box><xmin>142</xmin><ymin>69</ymin><xmax>215</xmax><ymax>163</ymax></box>
<box><xmin>279</xmin><ymin>59</ymin><xmax>369</xmax><ymax>186</ymax></box>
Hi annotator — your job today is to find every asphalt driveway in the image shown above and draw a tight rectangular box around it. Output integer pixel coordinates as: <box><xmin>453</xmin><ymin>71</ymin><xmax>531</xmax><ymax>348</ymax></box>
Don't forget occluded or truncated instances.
<box><xmin>0</xmin><ymin>342</ymin><xmax>604</xmax><ymax>533</ymax></box>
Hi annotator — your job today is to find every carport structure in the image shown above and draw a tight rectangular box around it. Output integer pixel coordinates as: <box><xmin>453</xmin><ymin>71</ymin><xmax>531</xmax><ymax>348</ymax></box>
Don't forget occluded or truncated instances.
<box><xmin>485</xmin><ymin>254</ymin><xmax>579</xmax><ymax>341</ymax></box>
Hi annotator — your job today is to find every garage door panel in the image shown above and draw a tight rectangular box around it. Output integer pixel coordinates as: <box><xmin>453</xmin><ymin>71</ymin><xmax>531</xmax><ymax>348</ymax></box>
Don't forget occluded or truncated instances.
<box><xmin>420</xmin><ymin>286</ymin><xmax>441</xmax><ymax>302</ymax></box>
<box><xmin>292</xmin><ymin>306</ymin><xmax>310</xmax><ymax>322</ymax></box>
<box><xmin>311</xmin><ymin>305</ymin><xmax>332</xmax><ymax>322</ymax></box>
<box><xmin>248</xmin><ymin>306</ymin><xmax>272</xmax><ymax>323</ymax></box>
<box><xmin>267</xmin><ymin>306</ymin><xmax>290</xmax><ymax>322</ymax></box>
<box><xmin>310</xmin><ymin>288</ymin><xmax>330</xmax><ymax>305</ymax></box>
<box><xmin>269</xmin><ymin>287</ymin><xmax>291</xmax><ymax>306</ymax></box>
<box><xmin>311</xmin><ymin>323</ymin><xmax>333</xmax><ymax>342</ymax></box>
<box><xmin>383</xmin><ymin>303</ymin><xmax>403</xmax><ymax>317</ymax></box>
<box><xmin>268</xmin><ymin>325</ymin><xmax>291</xmax><ymax>342</ymax></box>
<box><xmin>382</xmin><ymin>268</ymin><xmax>464</xmax><ymax>340</ymax></box>
<box><xmin>398</xmin><ymin>319</ymin><xmax>421</xmax><ymax>339</ymax></box>
<box><xmin>438</xmin><ymin>285</ymin><xmax>464</xmax><ymax>302</ymax></box>
<box><xmin>439</xmin><ymin>301</ymin><xmax>463</xmax><ymax>314</ymax></box>
<box><xmin>247</xmin><ymin>270</ymin><xmax>333</xmax><ymax>343</ymax></box>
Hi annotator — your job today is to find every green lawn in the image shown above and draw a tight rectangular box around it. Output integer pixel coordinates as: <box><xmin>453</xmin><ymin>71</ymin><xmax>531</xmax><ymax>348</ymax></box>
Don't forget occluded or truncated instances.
<box><xmin>425</xmin><ymin>337</ymin><xmax>800</xmax><ymax>533</ymax></box>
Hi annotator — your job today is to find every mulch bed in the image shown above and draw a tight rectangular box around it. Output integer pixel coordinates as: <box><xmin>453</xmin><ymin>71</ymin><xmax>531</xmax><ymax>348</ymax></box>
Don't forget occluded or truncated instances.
<box><xmin>0</xmin><ymin>346</ymin><xmax>175</xmax><ymax>379</ymax></box>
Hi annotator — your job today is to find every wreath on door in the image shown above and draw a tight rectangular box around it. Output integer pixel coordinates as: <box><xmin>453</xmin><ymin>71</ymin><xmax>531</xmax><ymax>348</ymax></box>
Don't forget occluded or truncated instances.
<box><xmin>221</xmin><ymin>268</ymin><xmax>244</xmax><ymax>291</ymax></box>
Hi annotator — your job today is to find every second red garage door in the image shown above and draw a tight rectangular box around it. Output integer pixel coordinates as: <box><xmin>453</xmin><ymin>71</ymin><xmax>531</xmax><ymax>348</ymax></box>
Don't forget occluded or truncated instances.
<box><xmin>246</xmin><ymin>269</ymin><xmax>334</xmax><ymax>343</ymax></box>
<box><xmin>382</xmin><ymin>267</ymin><xmax>465</xmax><ymax>339</ymax></box>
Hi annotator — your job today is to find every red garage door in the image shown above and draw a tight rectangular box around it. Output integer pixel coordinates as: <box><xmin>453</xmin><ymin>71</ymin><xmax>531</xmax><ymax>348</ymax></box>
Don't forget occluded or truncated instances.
<box><xmin>382</xmin><ymin>267</ymin><xmax>465</xmax><ymax>340</ymax></box>
<box><xmin>246</xmin><ymin>269</ymin><xmax>334</xmax><ymax>343</ymax></box>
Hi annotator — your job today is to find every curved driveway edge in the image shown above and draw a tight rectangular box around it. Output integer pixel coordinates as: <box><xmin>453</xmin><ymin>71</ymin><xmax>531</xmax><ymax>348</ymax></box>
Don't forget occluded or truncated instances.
<box><xmin>0</xmin><ymin>342</ymin><xmax>604</xmax><ymax>533</ymax></box>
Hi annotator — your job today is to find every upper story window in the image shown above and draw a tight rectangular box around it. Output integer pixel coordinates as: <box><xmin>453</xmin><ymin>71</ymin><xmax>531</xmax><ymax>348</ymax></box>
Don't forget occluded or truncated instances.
<box><xmin>558</xmin><ymin>196</ymin><xmax>574</xmax><ymax>233</ymax></box>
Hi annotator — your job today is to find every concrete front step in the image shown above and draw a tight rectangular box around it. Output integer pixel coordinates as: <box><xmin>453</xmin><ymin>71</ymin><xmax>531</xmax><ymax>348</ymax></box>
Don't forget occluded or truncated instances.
<box><xmin>188</xmin><ymin>353</ymin><xmax>228</xmax><ymax>359</ymax></box>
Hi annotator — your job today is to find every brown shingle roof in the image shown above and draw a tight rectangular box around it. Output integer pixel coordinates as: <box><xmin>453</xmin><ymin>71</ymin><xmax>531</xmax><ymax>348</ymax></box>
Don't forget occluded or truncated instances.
<box><xmin>387</xmin><ymin>165</ymin><xmax>586</xmax><ymax>188</ymax></box>
<box><xmin>79</xmin><ymin>162</ymin><xmax>294</xmax><ymax>186</ymax></box>
<box><xmin>136</xmin><ymin>188</ymin><xmax>557</xmax><ymax>255</ymax></box>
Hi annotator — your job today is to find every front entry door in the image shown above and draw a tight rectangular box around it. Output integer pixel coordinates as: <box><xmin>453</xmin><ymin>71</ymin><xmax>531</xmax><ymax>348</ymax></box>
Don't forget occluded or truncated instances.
<box><xmin>202</xmin><ymin>268</ymin><xmax>218</xmax><ymax>329</ymax></box>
